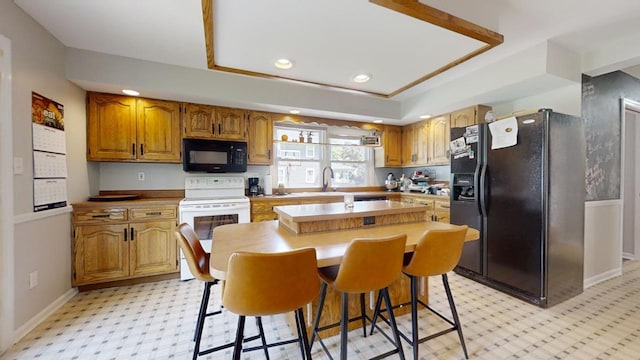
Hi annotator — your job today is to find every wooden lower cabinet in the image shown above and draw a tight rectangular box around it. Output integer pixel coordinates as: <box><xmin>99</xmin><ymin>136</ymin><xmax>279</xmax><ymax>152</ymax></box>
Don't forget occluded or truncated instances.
<box><xmin>129</xmin><ymin>221</ymin><xmax>178</xmax><ymax>276</ymax></box>
<box><xmin>73</xmin><ymin>223</ymin><xmax>130</xmax><ymax>283</ymax></box>
<box><xmin>434</xmin><ymin>199</ymin><xmax>450</xmax><ymax>223</ymax></box>
<box><xmin>72</xmin><ymin>204</ymin><xmax>178</xmax><ymax>286</ymax></box>
<box><xmin>251</xmin><ymin>199</ymin><xmax>302</xmax><ymax>222</ymax></box>
<box><xmin>400</xmin><ymin>194</ymin><xmax>450</xmax><ymax>223</ymax></box>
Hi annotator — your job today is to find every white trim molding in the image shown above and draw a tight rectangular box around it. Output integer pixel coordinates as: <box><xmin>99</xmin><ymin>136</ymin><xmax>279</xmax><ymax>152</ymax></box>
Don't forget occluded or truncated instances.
<box><xmin>0</xmin><ymin>33</ymin><xmax>14</xmax><ymax>354</ymax></box>
<box><xmin>584</xmin><ymin>200</ymin><xmax>623</xmax><ymax>289</ymax></box>
<box><xmin>12</xmin><ymin>288</ymin><xmax>77</xmax><ymax>345</ymax></box>
<box><xmin>13</xmin><ymin>205</ymin><xmax>72</xmax><ymax>224</ymax></box>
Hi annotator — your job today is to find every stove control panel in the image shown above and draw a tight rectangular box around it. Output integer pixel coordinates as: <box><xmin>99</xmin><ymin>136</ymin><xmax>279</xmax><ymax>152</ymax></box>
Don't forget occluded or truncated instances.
<box><xmin>184</xmin><ymin>176</ymin><xmax>244</xmax><ymax>190</ymax></box>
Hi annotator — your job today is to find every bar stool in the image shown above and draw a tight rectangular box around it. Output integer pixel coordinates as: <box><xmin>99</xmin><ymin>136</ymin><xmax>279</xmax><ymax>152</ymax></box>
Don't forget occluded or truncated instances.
<box><xmin>175</xmin><ymin>223</ymin><xmax>268</xmax><ymax>359</ymax></box>
<box><xmin>371</xmin><ymin>225</ymin><xmax>469</xmax><ymax>360</ymax></box>
<box><xmin>311</xmin><ymin>234</ymin><xmax>407</xmax><ymax>360</ymax></box>
<box><xmin>222</xmin><ymin>248</ymin><xmax>321</xmax><ymax>360</ymax></box>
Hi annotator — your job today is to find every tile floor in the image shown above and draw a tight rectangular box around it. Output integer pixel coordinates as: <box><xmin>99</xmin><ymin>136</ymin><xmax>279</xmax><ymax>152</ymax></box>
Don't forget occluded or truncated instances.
<box><xmin>1</xmin><ymin>260</ymin><xmax>639</xmax><ymax>360</ymax></box>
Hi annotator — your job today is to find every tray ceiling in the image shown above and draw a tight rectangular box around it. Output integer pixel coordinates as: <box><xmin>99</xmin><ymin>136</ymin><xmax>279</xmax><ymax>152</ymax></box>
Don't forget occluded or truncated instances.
<box><xmin>204</xmin><ymin>0</ymin><xmax>503</xmax><ymax>97</ymax></box>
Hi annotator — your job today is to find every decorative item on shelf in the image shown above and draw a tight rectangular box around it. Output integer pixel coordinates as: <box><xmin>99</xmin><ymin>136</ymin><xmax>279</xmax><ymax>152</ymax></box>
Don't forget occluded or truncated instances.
<box><xmin>281</xmin><ymin>134</ymin><xmax>288</xmax><ymax>142</ymax></box>
<box><xmin>307</xmin><ymin>131</ymin><xmax>313</xmax><ymax>143</ymax></box>
<box><xmin>299</xmin><ymin>131</ymin><xmax>305</xmax><ymax>143</ymax></box>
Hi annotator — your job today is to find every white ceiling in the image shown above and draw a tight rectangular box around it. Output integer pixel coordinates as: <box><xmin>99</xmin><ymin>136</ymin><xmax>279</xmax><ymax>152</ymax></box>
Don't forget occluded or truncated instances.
<box><xmin>13</xmin><ymin>0</ymin><xmax>640</xmax><ymax>122</ymax></box>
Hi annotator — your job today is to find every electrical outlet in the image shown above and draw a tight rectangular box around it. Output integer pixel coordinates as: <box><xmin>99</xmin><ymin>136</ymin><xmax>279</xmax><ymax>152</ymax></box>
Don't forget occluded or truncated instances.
<box><xmin>138</xmin><ymin>172</ymin><xmax>145</xmax><ymax>181</ymax></box>
<box><xmin>29</xmin><ymin>271</ymin><xmax>38</xmax><ymax>289</ymax></box>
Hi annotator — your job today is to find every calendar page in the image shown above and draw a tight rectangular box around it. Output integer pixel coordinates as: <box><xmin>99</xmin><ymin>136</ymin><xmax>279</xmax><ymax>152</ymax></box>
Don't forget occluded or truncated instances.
<box><xmin>32</xmin><ymin>92</ymin><xmax>68</xmax><ymax>211</ymax></box>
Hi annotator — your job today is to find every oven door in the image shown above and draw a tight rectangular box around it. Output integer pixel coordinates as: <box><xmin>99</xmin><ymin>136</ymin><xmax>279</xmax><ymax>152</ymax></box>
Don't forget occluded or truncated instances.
<box><xmin>178</xmin><ymin>202</ymin><xmax>250</xmax><ymax>279</ymax></box>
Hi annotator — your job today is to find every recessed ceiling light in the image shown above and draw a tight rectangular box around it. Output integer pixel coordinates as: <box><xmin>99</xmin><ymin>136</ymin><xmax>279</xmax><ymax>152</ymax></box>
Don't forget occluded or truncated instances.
<box><xmin>122</xmin><ymin>89</ymin><xmax>140</xmax><ymax>96</ymax></box>
<box><xmin>373</xmin><ymin>120</ymin><xmax>383</xmax><ymax>123</ymax></box>
<box><xmin>419</xmin><ymin>114</ymin><xmax>431</xmax><ymax>119</ymax></box>
<box><xmin>289</xmin><ymin>109</ymin><xmax>300</xmax><ymax>114</ymax></box>
<box><xmin>352</xmin><ymin>74</ymin><xmax>371</xmax><ymax>83</ymax></box>
<box><xmin>274</xmin><ymin>58</ymin><xmax>293</xmax><ymax>70</ymax></box>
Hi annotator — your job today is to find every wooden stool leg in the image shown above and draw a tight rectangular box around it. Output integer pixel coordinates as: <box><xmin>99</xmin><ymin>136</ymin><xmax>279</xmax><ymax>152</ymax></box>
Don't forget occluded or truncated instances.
<box><xmin>443</xmin><ymin>274</ymin><xmax>469</xmax><ymax>359</ymax></box>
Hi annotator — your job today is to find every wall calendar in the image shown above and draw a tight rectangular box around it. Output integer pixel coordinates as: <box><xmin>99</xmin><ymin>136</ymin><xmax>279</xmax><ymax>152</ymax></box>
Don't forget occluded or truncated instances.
<box><xmin>32</xmin><ymin>92</ymin><xmax>68</xmax><ymax>212</ymax></box>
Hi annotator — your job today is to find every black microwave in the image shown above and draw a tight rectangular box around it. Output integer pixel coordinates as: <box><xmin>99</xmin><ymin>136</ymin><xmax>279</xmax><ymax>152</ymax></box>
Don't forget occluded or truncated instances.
<box><xmin>182</xmin><ymin>139</ymin><xmax>247</xmax><ymax>173</ymax></box>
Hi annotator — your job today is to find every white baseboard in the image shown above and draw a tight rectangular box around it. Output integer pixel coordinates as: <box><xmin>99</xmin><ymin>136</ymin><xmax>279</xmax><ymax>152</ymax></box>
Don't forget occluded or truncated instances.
<box><xmin>12</xmin><ymin>288</ymin><xmax>77</xmax><ymax>345</ymax></box>
<box><xmin>584</xmin><ymin>267</ymin><xmax>622</xmax><ymax>289</ymax></box>
<box><xmin>622</xmin><ymin>252</ymin><xmax>635</xmax><ymax>260</ymax></box>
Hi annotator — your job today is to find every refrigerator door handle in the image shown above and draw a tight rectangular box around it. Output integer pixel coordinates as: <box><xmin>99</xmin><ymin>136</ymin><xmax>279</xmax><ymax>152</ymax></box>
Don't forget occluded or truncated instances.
<box><xmin>479</xmin><ymin>164</ymin><xmax>488</xmax><ymax>216</ymax></box>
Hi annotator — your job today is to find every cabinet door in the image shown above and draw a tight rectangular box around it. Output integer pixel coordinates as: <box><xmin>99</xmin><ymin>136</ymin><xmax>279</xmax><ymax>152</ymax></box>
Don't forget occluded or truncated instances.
<box><xmin>429</xmin><ymin>114</ymin><xmax>451</xmax><ymax>165</ymax></box>
<box><xmin>434</xmin><ymin>200</ymin><xmax>450</xmax><ymax>223</ymax></box>
<box><xmin>130</xmin><ymin>221</ymin><xmax>178</xmax><ymax>276</ymax></box>
<box><xmin>383</xmin><ymin>125</ymin><xmax>403</xmax><ymax>166</ymax></box>
<box><xmin>87</xmin><ymin>93</ymin><xmax>137</xmax><ymax>161</ymax></box>
<box><xmin>136</xmin><ymin>99</ymin><xmax>182</xmax><ymax>162</ymax></box>
<box><xmin>73</xmin><ymin>224</ymin><xmax>129</xmax><ymax>285</ymax></box>
<box><xmin>402</xmin><ymin>125</ymin><xmax>415</xmax><ymax>166</ymax></box>
<box><xmin>215</xmin><ymin>107</ymin><xmax>247</xmax><ymax>140</ymax></box>
<box><xmin>414</xmin><ymin>121</ymin><xmax>430</xmax><ymax>165</ymax></box>
<box><xmin>247</xmin><ymin>111</ymin><xmax>273</xmax><ymax>164</ymax></box>
<box><xmin>183</xmin><ymin>103</ymin><xmax>216</xmax><ymax>138</ymax></box>
<box><xmin>451</xmin><ymin>107</ymin><xmax>476</xmax><ymax>128</ymax></box>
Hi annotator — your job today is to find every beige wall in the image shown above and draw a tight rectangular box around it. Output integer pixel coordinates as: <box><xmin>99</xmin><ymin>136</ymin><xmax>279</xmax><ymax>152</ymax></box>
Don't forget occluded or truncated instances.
<box><xmin>0</xmin><ymin>0</ymin><xmax>95</xmax><ymax>344</ymax></box>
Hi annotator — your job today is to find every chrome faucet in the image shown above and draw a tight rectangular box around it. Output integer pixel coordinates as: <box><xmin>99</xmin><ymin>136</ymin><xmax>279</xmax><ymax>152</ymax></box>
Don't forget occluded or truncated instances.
<box><xmin>321</xmin><ymin>166</ymin><xmax>334</xmax><ymax>192</ymax></box>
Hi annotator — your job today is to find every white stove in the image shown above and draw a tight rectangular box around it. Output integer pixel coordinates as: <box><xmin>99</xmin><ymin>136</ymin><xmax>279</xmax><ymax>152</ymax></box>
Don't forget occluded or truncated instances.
<box><xmin>178</xmin><ymin>176</ymin><xmax>250</xmax><ymax>280</ymax></box>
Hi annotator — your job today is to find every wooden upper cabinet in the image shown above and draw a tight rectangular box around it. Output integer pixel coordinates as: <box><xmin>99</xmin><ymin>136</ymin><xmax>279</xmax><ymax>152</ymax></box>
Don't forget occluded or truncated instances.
<box><xmin>87</xmin><ymin>93</ymin><xmax>137</xmax><ymax>161</ymax></box>
<box><xmin>402</xmin><ymin>120</ymin><xmax>429</xmax><ymax>166</ymax></box>
<box><xmin>429</xmin><ymin>114</ymin><xmax>451</xmax><ymax>165</ymax></box>
<box><xmin>247</xmin><ymin>111</ymin><xmax>273</xmax><ymax>165</ymax></box>
<box><xmin>87</xmin><ymin>92</ymin><xmax>181</xmax><ymax>163</ymax></box>
<box><xmin>402</xmin><ymin>124</ymin><xmax>415</xmax><ymax>166</ymax></box>
<box><xmin>451</xmin><ymin>105</ymin><xmax>491</xmax><ymax>128</ymax></box>
<box><xmin>414</xmin><ymin>121</ymin><xmax>429</xmax><ymax>165</ymax></box>
<box><xmin>136</xmin><ymin>99</ymin><xmax>181</xmax><ymax>162</ymax></box>
<box><xmin>183</xmin><ymin>104</ymin><xmax>247</xmax><ymax>141</ymax></box>
<box><xmin>215</xmin><ymin>107</ymin><xmax>247</xmax><ymax>141</ymax></box>
<box><xmin>183</xmin><ymin>103</ymin><xmax>216</xmax><ymax>138</ymax></box>
<box><xmin>375</xmin><ymin>125</ymin><xmax>403</xmax><ymax>167</ymax></box>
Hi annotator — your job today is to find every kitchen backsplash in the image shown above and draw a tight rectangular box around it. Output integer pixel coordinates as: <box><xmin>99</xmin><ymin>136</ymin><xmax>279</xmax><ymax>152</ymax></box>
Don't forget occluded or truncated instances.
<box><xmin>98</xmin><ymin>162</ymin><xmax>450</xmax><ymax>191</ymax></box>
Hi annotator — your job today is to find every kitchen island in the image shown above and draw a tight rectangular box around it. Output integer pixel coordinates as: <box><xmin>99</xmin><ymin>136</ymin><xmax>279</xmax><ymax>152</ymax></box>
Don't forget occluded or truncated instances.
<box><xmin>210</xmin><ymin>212</ymin><xmax>478</xmax><ymax>335</ymax></box>
<box><xmin>274</xmin><ymin>200</ymin><xmax>429</xmax><ymax>234</ymax></box>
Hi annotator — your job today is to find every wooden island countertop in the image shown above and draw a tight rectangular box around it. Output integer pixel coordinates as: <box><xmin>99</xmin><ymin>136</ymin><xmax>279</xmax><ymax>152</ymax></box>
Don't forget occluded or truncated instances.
<box><xmin>273</xmin><ymin>200</ymin><xmax>427</xmax><ymax>222</ymax></box>
<box><xmin>210</xmin><ymin>220</ymin><xmax>478</xmax><ymax>280</ymax></box>
<box><xmin>273</xmin><ymin>200</ymin><xmax>429</xmax><ymax>234</ymax></box>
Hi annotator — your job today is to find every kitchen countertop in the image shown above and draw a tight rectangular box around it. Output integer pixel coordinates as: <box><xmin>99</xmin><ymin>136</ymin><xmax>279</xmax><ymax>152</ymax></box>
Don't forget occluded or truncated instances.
<box><xmin>72</xmin><ymin>197</ymin><xmax>181</xmax><ymax>208</ymax></box>
<box><xmin>249</xmin><ymin>190</ymin><xmax>449</xmax><ymax>201</ymax></box>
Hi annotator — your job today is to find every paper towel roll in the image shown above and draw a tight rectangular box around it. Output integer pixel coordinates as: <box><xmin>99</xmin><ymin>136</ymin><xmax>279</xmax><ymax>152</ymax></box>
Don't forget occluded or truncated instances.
<box><xmin>263</xmin><ymin>174</ymin><xmax>272</xmax><ymax>195</ymax></box>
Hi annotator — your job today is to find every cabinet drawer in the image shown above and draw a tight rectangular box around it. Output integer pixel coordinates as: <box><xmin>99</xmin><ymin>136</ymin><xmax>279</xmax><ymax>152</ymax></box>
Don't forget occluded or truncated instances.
<box><xmin>129</xmin><ymin>206</ymin><xmax>177</xmax><ymax>220</ymax></box>
<box><xmin>74</xmin><ymin>208</ymin><xmax>127</xmax><ymax>223</ymax></box>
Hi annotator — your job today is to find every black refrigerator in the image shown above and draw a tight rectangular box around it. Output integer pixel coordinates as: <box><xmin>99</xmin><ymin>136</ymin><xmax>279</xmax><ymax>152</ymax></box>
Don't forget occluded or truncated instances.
<box><xmin>450</xmin><ymin>109</ymin><xmax>585</xmax><ymax>308</ymax></box>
